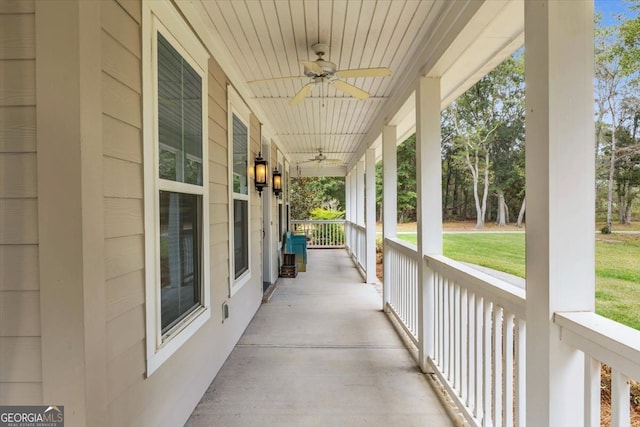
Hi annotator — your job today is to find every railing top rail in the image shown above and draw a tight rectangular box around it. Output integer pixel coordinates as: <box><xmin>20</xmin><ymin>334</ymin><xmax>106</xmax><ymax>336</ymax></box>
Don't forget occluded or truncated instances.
<box><xmin>384</xmin><ymin>237</ymin><xmax>419</xmax><ymax>260</ymax></box>
<box><xmin>291</xmin><ymin>219</ymin><xmax>346</xmax><ymax>224</ymax></box>
<box><xmin>426</xmin><ymin>254</ymin><xmax>526</xmax><ymax>319</ymax></box>
<box><xmin>555</xmin><ymin>311</ymin><xmax>640</xmax><ymax>380</ymax></box>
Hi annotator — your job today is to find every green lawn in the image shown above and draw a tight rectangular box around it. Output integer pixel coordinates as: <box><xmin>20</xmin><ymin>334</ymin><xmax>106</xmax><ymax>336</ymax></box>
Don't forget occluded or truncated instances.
<box><xmin>397</xmin><ymin>232</ymin><xmax>640</xmax><ymax>330</ymax></box>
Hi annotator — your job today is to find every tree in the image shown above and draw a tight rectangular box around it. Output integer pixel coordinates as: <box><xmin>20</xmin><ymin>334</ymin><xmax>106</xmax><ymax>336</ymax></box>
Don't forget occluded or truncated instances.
<box><xmin>396</xmin><ymin>135</ymin><xmax>417</xmax><ymax>223</ymax></box>
<box><xmin>617</xmin><ymin>1</ymin><xmax>640</xmax><ymax>77</ymax></box>
<box><xmin>290</xmin><ymin>176</ymin><xmax>346</xmax><ymax>220</ymax></box>
<box><xmin>442</xmin><ymin>56</ymin><xmax>525</xmax><ymax>228</ymax></box>
<box><xmin>596</xmin><ymin>10</ymin><xmax>640</xmax><ymax>231</ymax></box>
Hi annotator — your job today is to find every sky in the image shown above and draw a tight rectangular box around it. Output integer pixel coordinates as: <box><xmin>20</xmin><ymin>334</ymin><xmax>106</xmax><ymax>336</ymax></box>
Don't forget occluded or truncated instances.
<box><xmin>595</xmin><ymin>0</ymin><xmax>637</xmax><ymax>27</ymax></box>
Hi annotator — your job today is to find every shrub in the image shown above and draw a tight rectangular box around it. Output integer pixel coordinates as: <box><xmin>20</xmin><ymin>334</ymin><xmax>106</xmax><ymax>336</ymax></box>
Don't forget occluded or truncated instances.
<box><xmin>310</xmin><ymin>207</ymin><xmax>345</xmax><ymax>220</ymax></box>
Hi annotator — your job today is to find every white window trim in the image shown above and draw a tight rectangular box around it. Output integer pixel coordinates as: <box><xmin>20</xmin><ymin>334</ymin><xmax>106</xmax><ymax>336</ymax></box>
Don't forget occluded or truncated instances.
<box><xmin>228</xmin><ymin>86</ymin><xmax>252</xmax><ymax>296</ymax></box>
<box><xmin>142</xmin><ymin>1</ymin><xmax>210</xmax><ymax>376</ymax></box>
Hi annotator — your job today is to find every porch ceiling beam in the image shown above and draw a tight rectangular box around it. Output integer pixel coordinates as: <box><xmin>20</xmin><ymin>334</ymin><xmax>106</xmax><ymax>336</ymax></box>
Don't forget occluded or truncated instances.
<box><xmin>277</xmin><ymin>134</ymin><xmax>364</xmax><ymax>137</ymax></box>
<box><xmin>250</xmin><ymin>97</ymin><xmax>387</xmax><ymax>101</ymax></box>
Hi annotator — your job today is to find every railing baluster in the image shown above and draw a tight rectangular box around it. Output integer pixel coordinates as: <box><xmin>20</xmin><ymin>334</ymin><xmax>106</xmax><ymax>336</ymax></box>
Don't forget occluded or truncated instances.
<box><xmin>611</xmin><ymin>369</ymin><xmax>630</xmax><ymax>427</ymax></box>
<box><xmin>584</xmin><ymin>356</ymin><xmax>600</xmax><ymax>427</ymax></box>
<box><xmin>461</xmin><ymin>287</ymin><xmax>468</xmax><ymax>403</ymax></box>
<box><xmin>467</xmin><ymin>292</ymin><xmax>474</xmax><ymax>411</ymax></box>
<box><xmin>443</xmin><ymin>277</ymin><xmax>450</xmax><ymax>377</ymax></box>
<box><xmin>502</xmin><ymin>311</ymin><xmax>514</xmax><ymax>427</ymax></box>
<box><xmin>493</xmin><ymin>305</ymin><xmax>503</xmax><ymax>427</ymax></box>
<box><xmin>475</xmin><ymin>295</ymin><xmax>484</xmax><ymax>421</ymax></box>
<box><xmin>483</xmin><ymin>299</ymin><xmax>492</xmax><ymax>427</ymax></box>
<box><xmin>515</xmin><ymin>317</ymin><xmax>526</xmax><ymax>427</ymax></box>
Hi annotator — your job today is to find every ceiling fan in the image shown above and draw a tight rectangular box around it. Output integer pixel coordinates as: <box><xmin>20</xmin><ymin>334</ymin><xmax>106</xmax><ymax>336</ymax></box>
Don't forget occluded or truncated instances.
<box><xmin>299</xmin><ymin>148</ymin><xmax>344</xmax><ymax>166</ymax></box>
<box><xmin>248</xmin><ymin>43</ymin><xmax>391</xmax><ymax>105</ymax></box>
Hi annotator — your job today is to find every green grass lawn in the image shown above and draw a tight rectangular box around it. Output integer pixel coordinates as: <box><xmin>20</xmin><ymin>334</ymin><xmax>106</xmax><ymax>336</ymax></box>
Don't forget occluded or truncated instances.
<box><xmin>397</xmin><ymin>232</ymin><xmax>640</xmax><ymax>330</ymax></box>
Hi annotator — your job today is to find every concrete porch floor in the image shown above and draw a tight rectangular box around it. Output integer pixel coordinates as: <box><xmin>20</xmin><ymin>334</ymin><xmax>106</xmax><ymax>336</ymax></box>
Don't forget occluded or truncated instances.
<box><xmin>186</xmin><ymin>249</ymin><xmax>453</xmax><ymax>427</ymax></box>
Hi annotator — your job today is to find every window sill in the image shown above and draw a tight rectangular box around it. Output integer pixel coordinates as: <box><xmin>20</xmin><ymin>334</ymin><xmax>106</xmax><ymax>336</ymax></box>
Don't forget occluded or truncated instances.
<box><xmin>146</xmin><ymin>305</ymin><xmax>211</xmax><ymax>376</ymax></box>
<box><xmin>230</xmin><ymin>270</ymin><xmax>252</xmax><ymax>297</ymax></box>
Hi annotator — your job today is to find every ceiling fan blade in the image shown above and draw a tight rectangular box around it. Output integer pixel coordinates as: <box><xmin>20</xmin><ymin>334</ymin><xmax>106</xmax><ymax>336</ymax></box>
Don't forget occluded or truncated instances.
<box><xmin>331</xmin><ymin>80</ymin><xmax>370</xmax><ymax>100</ymax></box>
<box><xmin>301</xmin><ymin>60</ymin><xmax>323</xmax><ymax>74</ymax></box>
<box><xmin>247</xmin><ymin>75</ymin><xmax>306</xmax><ymax>84</ymax></box>
<box><xmin>335</xmin><ymin>67</ymin><xmax>392</xmax><ymax>78</ymax></box>
<box><xmin>290</xmin><ymin>83</ymin><xmax>314</xmax><ymax>106</ymax></box>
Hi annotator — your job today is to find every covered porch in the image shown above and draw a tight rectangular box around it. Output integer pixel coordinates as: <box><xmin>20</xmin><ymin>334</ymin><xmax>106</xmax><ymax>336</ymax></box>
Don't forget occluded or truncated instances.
<box><xmin>187</xmin><ymin>249</ymin><xmax>453</xmax><ymax>426</ymax></box>
<box><xmin>2</xmin><ymin>1</ymin><xmax>639</xmax><ymax>426</ymax></box>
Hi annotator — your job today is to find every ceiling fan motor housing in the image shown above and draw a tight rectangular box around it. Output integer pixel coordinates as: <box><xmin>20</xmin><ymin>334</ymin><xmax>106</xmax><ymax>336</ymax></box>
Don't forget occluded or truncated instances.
<box><xmin>304</xmin><ymin>43</ymin><xmax>337</xmax><ymax>78</ymax></box>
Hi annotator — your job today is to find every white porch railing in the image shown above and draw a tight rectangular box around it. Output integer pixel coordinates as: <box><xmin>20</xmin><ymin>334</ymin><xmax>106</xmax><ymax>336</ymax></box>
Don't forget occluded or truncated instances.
<box><xmin>555</xmin><ymin>311</ymin><xmax>640</xmax><ymax>427</ymax></box>
<box><xmin>346</xmin><ymin>221</ymin><xmax>366</xmax><ymax>271</ymax></box>
<box><xmin>382</xmin><ymin>237</ymin><xmax>640</xmax><ymax>427</ymax></box>
<box><xmin>291</xmin><ymin>220</ymin><xmax>346</xmax><ymax>248</ymax></box>
<box><xmin>385</xmin><ymin>237</ymin><xmax>419</xmax><ymax>344</ymax></box>
<box><xmin>426</xmin><ymin>254</ymin><xmax>526</xmax><ymax>427</ymax></box>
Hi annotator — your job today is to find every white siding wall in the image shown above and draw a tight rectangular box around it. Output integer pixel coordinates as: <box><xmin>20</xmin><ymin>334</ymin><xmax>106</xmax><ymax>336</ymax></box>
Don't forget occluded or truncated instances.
<box><xmin>99</xmin><ymin>2</ymin><xmax>264</xmax><ymax>425</ymax></box>
<box><xmin>0</xmin><ymin>1</ymin><xmax>264</xmax><ymax>421</ymax></box>
<box><xmin>0</xmin><ymin>0</ymin><xmax>42</xmax><ymax>405</ymax></box>
<box><xmin>100</xmin><ymin>0</ymin><xmax>146</xmax><ymax>420</ymax></box>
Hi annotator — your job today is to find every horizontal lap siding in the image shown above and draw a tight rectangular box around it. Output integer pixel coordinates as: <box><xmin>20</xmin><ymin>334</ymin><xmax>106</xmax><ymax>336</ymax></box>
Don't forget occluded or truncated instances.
<box><xmin>100</xmin><ymin>0</ymin><xmax>146</xmax><ymax>417</ymax></box>
<box><xmin>99</xmin><ymin>3</ymin><xmax>264</xmax><ymax>424</ymax></box>
<box><xmin>250</xmin><ymin>115</ymin><xmax>262</xmax><ymax>275</ymax></box>
<box><xmin>0</xmin><ymin>0</ymin><xmax>42</xmax><ymax>404</ymax></box>
<box><xmin>208</xmin><ymin>60</ymin><xmax>230</xmax><ymax>307</ymax></box>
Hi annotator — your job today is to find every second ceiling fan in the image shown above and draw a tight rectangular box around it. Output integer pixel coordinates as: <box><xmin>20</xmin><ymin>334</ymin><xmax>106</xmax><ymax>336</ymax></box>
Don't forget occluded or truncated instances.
<box><xmin>249</xmin><ymin>43</ymin><xmax>391</xmax><ymax>105</ymax></box>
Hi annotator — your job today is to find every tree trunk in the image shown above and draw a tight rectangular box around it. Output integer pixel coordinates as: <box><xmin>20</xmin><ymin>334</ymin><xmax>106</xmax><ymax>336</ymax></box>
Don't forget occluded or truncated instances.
<box><xmin>444</xmin><ymin>158</ymin><xmax>452</xmax><ymax>219</ymax></box>
<box><xmin>618</xmin><ymin>182</ymin><xmax>627</xmax><ymax>224</ymax></box>
<box><xmin>624</xmin><ymin>199</ymin><xmax>633</xmax><ymax>224</ymax></box>
<box><xmin>465</xmin><ymin>148</ymin><xmax>485</xmax><ymax>228</ymax></box>
<box><xmin>606</xmin><ymin>128</ymin><xmax>617</xmax><ymax>232</ymax></box>
<box><xmin>516</xmin><ymin>198</ymin><xmax>526</xmax><ymax>227</ymax></box>
<box><xmin>496</xmin><ymin>191</ymin><xmax>508</xmax><ymax>226</ymax></box>
<box><xmin>479</xmin><ymin>150</ymin><xmax>490</xmax><ymax>227</ymax></box>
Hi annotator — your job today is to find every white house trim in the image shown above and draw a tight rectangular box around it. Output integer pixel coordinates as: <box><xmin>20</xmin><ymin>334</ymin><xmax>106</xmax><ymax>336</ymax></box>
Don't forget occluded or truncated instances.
<box><xmin>142</xmin><ymin>0</ymin><xmax>211</xmax><ymax>376</ymax></box>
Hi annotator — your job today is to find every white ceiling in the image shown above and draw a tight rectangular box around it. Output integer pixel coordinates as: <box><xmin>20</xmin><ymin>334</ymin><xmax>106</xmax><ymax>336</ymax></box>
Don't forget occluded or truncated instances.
<box><xmin>178</xmin><ymin>0</ymin><xmax>524</xmax><ymax>175</ymax></box>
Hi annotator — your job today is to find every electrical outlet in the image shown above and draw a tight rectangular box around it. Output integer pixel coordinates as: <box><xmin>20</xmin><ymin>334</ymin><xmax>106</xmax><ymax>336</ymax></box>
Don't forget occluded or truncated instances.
<box><xmin>222</xmin><ymin>302</ymin><xmax>229</xmax><ymax>322</ymax></box>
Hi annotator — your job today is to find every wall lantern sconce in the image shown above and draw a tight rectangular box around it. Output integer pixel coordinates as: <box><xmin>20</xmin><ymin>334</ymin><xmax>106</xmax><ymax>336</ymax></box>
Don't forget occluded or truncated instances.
<box><xmin>272</xmin><ymin>169</ymin><xmax>282</xmax><ymax>198</ymax></box>
<box><xmin>254</xmin><ymin>152</ymin><xmax>268</xmax><ymax>196</ymax></box>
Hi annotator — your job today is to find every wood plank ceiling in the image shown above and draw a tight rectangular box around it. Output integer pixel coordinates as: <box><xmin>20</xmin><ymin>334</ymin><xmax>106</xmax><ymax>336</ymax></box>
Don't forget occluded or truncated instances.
<box><xmin>189</xmin><ymin>0</ymin><xmax>520</xmax><ymax>175</ymax></box>
<box><xmin>197</xmin><ymin>0</ymin><xmax>447</xmax><ymax>172</ymax></box>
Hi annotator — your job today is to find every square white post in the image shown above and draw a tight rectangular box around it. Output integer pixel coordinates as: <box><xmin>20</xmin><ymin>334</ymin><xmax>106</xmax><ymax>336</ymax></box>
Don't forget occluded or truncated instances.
<box><xmin>345</xmin><ymin>172</ymin><xmax>351</xmax><ymax>248</ymax></box>
<box><xmin>351</xmin><ymin>169</ymin><xmax>357</xmax><ymax>254</ymax></box>
<box><xmin>356</xmin><ymin>159</ymin><xmax>365</xmax><ymax>226</ymax></box>
<box><xmin>382</xmin><ymin>125</ymin><xmax>398</xmax><ymax>310</ymax></box>
<box><xmin>365</xmin><ymin>148</ymin><xmax>377</xmax><ymax>284</ymax></box>
<box><xmin>525</xmin><ymin>1</ymin><xmax>595</xmax><ymax>425</ymax></box>
<box><xmin>416</xmin><ymin>76</ymin><xmax>442</xmax><ymax>372</ymax></box>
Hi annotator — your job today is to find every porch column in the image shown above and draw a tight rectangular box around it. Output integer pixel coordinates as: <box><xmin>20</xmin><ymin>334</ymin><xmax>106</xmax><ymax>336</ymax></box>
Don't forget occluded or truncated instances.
<box><xmin>345</xmin><ymin>172</ymin><xmax>351</xmax><ymax>249</ymax></box>
<box><xmin>350</xmin><ymin>168</ymin><xmax>357</xmax><ymax>253</ymax></box>
<box><xmin>356</xmin><ymin>159</ymin><xmax>365</xmax><ymax>226</ymax></box>
<box><xmin>525</xmin><ymin>2</ymin><xmax>595</xmax><ymax>426</ymax></box>
<box><xmin>382</xmin><ymin>125</ymin><xmax>397</xmax><ymax>310</ymax></box>
<box><xmin>365</xmin><ymin>148</ymin><xmax>377</xmax><ymax>284</ymax></box>
<box><xmin>415</xmin><ymin>76</ymin><xmax>442</xmax><ymax>372</ymax></box>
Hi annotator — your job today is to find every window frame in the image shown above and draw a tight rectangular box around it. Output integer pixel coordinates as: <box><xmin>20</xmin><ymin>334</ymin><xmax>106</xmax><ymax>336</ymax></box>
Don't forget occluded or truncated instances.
<box><xmin>142</xmin><ymin>1</ymin><xmax>210</xmax><ymax>376</ymax></box>
<box><xmin>228</xmin><ymin>87</ymin><xmax>252</xmax><ymax>295</ymax></box>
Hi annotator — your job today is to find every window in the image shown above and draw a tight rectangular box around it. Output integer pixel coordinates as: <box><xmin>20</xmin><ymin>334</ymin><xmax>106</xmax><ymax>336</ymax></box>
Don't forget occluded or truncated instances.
<box><xmin>143</xmin><ymin>2</ymin><xmax>209</xmax><ymax>375</ymax></box>
<box><xmin>228</xmin><ymin>88</ymin><xmax>251</xmax><ymax>293</ymax></box>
